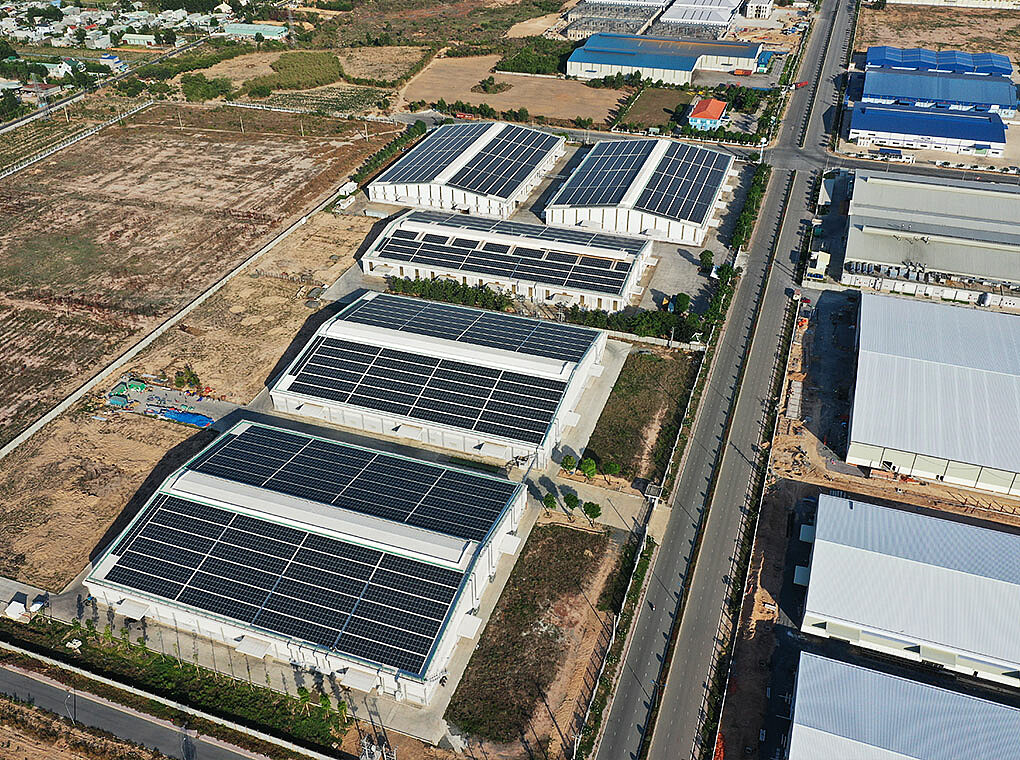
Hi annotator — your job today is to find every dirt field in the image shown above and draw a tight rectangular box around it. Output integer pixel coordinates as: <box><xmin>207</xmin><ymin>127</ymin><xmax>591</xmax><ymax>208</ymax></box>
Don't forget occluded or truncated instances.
<box><xmin>855</xmin><ymin>6</ymin><xmax>1020</xmax><ymax>62</ymax></box>
<box><xmin>195</xmin><ymin>50</ymin><xmax>282</xmax><ymax>86</ymax></box>
<box><xmin>0</xmin><ymin>104</ymin><xmax>391</xmax><ymax>450</ymax></box>
<box><xmin>627</xmin><ymin>87</ymin><xmax>693</xmax><ymax>127</ymax></box>
<box><xmin>0</xmin><ymin>690</ymin><xmax>164</xmax><ymax>760</ymax></box>
<box><xmin>402</xmin><ymin>55</ymin><xmax>623</xmax><ymax>122</ymax></box>
<box><xmin>337</xmin><ymin>45</ymin><xmax>429</xmax><ymax>81</ymax></box>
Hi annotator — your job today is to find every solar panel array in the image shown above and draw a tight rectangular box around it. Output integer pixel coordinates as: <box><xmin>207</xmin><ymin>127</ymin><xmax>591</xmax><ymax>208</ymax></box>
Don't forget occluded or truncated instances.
<box><xmin>447</xmin><ymin>125</ymin><xmax>561</xmax><ymax>199</ymax></box>
<box><xmin>286</xmin><ymin>337</ymin><xmax>567</xmax><ymax>445</ymax></box>
<box><xmin>376</xmin><ymin>227</ymin><xmax>633</xmax><ymax>296</ymax></box>
<box><xmin>635</xmin><ymin>142</ymin><xmax>731</xmax><ymax>225</ymax></box>
<box><xmin>339</xmin><ymin>294</ymin><xmax>598</xmax><ymax>364</ymax></box>
<box><xmin>189</xmin><ymin>426</ymin><xmax>516</xmax><ymax>542</ymax></box>
<box><xmin>405</xmin><ymin>210</ymin><xmax>648</xmax><ymax>256</ymax></box>
<box><xmin>105</xmin><ymin>492</ymin><xmax>463</xmax><ymax>674</ymax></box>
<box><xmin>550</xmin><ymin>140</ymin><xmax>657</xmax><ymax>207</ymax></box>
<box><xmin>374</xmin><ymin>122</ymin><xmax>490</xmax><ymax>185</ymax></box>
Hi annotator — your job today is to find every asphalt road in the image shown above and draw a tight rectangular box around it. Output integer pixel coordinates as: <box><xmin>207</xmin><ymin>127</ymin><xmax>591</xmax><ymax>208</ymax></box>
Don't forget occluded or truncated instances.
<box><xmin>596</xmin><ymin>0</ymin><xmax>859</xmax><ymax>758</ymax></box>
<box><xmin>0</xmin><ymin>666</ymin><xmax>262</xmax><ymax>760</ymax></box>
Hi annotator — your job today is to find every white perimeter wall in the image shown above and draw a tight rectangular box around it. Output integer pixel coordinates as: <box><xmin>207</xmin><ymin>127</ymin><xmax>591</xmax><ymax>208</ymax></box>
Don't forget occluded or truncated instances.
<box><xmin>566</xmin><ymin>60</ymin><xmax>693</xmax><ymax>85</ymax></box>
<box><xmin>546</xmin><ymin>205</ymin><xmax>711</xmax><ymax>245</ymax></box>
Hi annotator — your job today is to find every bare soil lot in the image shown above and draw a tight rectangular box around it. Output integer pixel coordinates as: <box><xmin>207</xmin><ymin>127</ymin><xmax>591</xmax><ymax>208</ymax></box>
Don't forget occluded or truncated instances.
<box><xmin>195</xmin><ymin>50</ymin><xmax>282</xmax><ymax>87</ymax></box>
<box><xmin>855</xmin><ymin>6</ymin><xmax>1020</xmax><ymax>62</ymax></box>
<box><xmin>337</xmin><ymin>45</ymin><xmax>429</xmax><ymax>81</ymax></box>
<box><xmin>403</xmin><ymin>55</ymin><xmax>622</xmax><ymax>122</ymax></box>
<box><xmin>627</xmin><ymin>87</ymin><xmax>693</xmax><ymax>128</ymax></box>
<box><xmin>0</xmin><ymin>104</ymin><xmax>391</xmax><ymax>449</ymax></box>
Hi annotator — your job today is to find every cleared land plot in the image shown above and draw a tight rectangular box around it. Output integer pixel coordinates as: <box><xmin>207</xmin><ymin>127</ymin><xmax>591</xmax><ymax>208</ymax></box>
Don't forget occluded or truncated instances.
<box><xmin>337</xmin><ymin>45</ymin><xmax>429</xmax><ymax>81</ymax></box>
<box><xmin>195</xmin><ymin>50</ymin><xmax>282</xmax><ymax>86</ymax></box>
<box><xmin>585</xmin><ymin>348</ymin><xmax>693</xmax><ymax>482</ymax></box>
<box><xmin>855</xmin><ymin>6</ymin><xmax>1020</xmax><ymax>62</ymax></box>
<box><xmin>627</xmin><ymin>87</ymin><xmax>693</xmax><ymax>128</ymax></box>
<box><xmin>446</xmin><ymin>524</ymin><xmax>617</xmax><ymax>757</ymax></box>
<box><xmin>0</xmin><ymin>104</ymin><xmax>391</xmax><ymax>449</ymax></box>
<box><xmin>0</xmin><ymin>690</ymin><xmax>165</xmax><ymax>760</ymax></box>
<box><xmin>0</xmin><ymin>212</ymin><xmax>379</xmax><ymax>592</ymax></box>
<box><xmin>404</xmin><ymin>55</ymin><xmax>621</xmax><ymax>122</ymax></box>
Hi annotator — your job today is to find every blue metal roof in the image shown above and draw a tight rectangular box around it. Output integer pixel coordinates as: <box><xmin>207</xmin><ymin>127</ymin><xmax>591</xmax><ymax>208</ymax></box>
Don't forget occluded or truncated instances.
<box><xmin>851</xmin><ymin>102</ymin><xmax>1006</xmax><ymax>144</ymax></box>
<box><xmin>866</xmin><ymin>45</ymin><xmax>1012</xmax><ymax>75</ymax></box>
<box><xmin>863</xmin><ymin>68</ymin><xmax>1018</xmax><ymax>109</ymax></box>
<box><xmin>568</xmin><ymin>34</ymin><xmax>761</xmax><ymax>73</ymax></box>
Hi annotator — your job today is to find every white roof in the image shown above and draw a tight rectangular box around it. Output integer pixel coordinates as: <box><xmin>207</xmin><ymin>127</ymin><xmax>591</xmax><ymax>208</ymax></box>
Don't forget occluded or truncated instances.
<box><xmin>806</xmin><ymin>494</ymin><xmax>1020</xmax><ymax>669</ymax></box>
<box><xmin>790</xmin><ymin>653</ymin><xmax>1020</xmax><ymax>760</ymax></box>
<box><xmin>850</xmin><ymin>293</ymin><xmax>1020</xmax><ymax>473</ymax></box>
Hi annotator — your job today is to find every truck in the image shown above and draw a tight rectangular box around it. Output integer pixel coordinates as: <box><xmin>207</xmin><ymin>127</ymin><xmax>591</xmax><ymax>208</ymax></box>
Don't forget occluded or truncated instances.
<box><xmin>793</xmin><ymin>80</ymin><xmax>809</xmax><ymax>89</ymax></box>
<box><xmin>733</xmin><ymin>68</ymin><xmax>753</xmax><ymax>76</ymax></box>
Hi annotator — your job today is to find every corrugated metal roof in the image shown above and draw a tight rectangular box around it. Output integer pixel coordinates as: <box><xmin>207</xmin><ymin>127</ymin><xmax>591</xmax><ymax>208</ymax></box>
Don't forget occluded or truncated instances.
<box><xmin>790</xmin><ymin>653</ymin><xmax>1020</xmax><ymax>760</ymax></box>
<box><xmin>850</xmin><ymin>102</ymin><xmax>1006</xmax><ymax>143</ymax></box>
<box><xmin>866</xmin><ymin>46</ymin><xmax>1012</xmax><ymax>75</ymax></box>
<box><xmin>568</xmin><ymin>33</ymin><xmax>761</xmax><ymax>72</ymax></box>
<box><xmin>851</xmin><ymin>293</ymin><xmax>1020</xmax><ymax>474</ymax></box>
<box><xmin>806</xmin><ymin>494</ymin><xmax>1020</xmax><ymax>667</ymax></box>
<box><xmin>862</xmin><ymin>68</ymin><xmax>1018</xmax><ymax>108</ymax></box>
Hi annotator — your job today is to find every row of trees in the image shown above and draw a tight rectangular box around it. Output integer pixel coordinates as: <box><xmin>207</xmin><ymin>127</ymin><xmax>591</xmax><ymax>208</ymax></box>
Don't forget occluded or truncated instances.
<box><xmin>387</xmin><ymin>276</ymin><xmax>513</xmax><ymax>311</ymax></box>
<box><xmin>351</xmin><ymin>119</ymin><xmax>426</xmax><ymax>183</ymax></box>
<box><xmin>563</xmin><ymin>303</ymin><xmax>702</xmax><ymax>342</ymax></box>
<box><xmin>542</xmin><ymin>490</ymin><xmax>603</xmax><ymax>523</ymax></box>
<box><xmin>730</xmin><ymin>162</ymin><xmax>772</xmax><ymax>250</ymax></box>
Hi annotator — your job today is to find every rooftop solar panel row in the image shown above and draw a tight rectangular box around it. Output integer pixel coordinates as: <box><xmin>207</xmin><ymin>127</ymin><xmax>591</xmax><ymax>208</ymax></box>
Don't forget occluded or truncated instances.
<box><xmin>188</xmin><ymin>426</ymin><xmax>518</xmax><ymax>542</ymax></box>
<box><xmin>375</xmin><ymin>122</ymin><xmax>490</xmax><ymax>186</ymax></box>
<box><xmin>284</xmin><ymin>339</ymin><xmax>568</xmax><ymax>446</ymax></box>
<box><xmin>338</xmin><ymin>294</ymin><xmax>598</xmax><ymax>363</ymax></box>
<box><xmin>448</xmin><ymin>125</ymin><xmax>561</xmax><ymax>199</ymax></box>
<box><xmin>104</xmin><ymin>492</ymin><xmax>464</xmax><ymax>674</ymax></box>
<box><xmin>550</xmin><ymin>139</ymin><xmax>657</xmax><ymax>207</ymax></box>
<box><xmin>635</xmin><ymin>141</ymin><xmax>730</xmax><ymax>225</ymax></box>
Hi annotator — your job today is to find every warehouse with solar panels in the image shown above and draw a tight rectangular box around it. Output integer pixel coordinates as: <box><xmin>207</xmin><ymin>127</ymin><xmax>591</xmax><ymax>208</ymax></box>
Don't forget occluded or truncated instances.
<box><xmin>360</xmin><ymin>210</ymin><xmax>654</xmax><ymax>311</ymax></box>
<box><xmin>847</xmin><ymin>294</ymin><xmax>1020</xmax><ymax>495</ymax></box>
<box><xmin>802</xmin><ymin>494</ymin><xmax>1020</xmax><ymax>687</ymax></box>
<box><xmin>788</xmin><ymin>653</ymin><xmax>1020</xmax><ymax>760</ymax></box>
<box><xmin>367</xmin><ymin>122</ymin><xmax>565</xmax><ymax>219</ymax></box>
<box><xmin>269</xmin><ymin>292</ymin><xmax>606</xmax><ymax>468</ymax></box>
<box><xmin>85</xmin><ymin>420</ymin><xmax>527</xmax><ymax>705</ymax></box>
<box><xmin>545</xmin><ymin>138</ymin><xmax>735</xmax><ymax>244</ymax></box>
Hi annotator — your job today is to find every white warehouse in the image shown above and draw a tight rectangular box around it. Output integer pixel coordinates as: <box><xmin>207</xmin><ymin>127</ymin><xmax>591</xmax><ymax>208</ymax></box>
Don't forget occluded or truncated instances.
<box><xmin>367</xmin><ymin>121</ymin><xmax>565</xmax><ymax>219</ymax></box>
<box><xmin>360</xmin><ymin>209</ymin><xmax>655</xmax><ymax>311</ymax></box>
<box><xmin>85</xmin><ymin>420</ymin><xmax>528</xmax><ymax>706</ymax></box>
<box><xmin>270</xmin><ymin>292</ymin><xmax>607</xmax><ymax>469</ymax></box>
<box><xmin>802</xmin><ymin>494</ymin><xmax>1020</xmax><ymax>688</ymax></box>
<box><xmin>847</xmin><ymin>293</ymin><xmax>1020</xmax><ymax>496</ymax></box>
<box><xmin>545</xmin><ymin>138</ymin><xmax>735</xmax><ymax>245</ymax></box>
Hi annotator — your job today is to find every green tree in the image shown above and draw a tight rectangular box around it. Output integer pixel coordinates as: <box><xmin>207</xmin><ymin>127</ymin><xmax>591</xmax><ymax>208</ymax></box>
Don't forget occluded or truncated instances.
<box><xmin>542</xmin><ymin>493</ymin><xmax>556</xmax><ymax>510</ymax></box>
<box><xmin>602</xmin><ymin>461</ymin><xmax>621</xmax><ymax>481</ymax></box>
<box><xmin>254</xmin><ymin>32</ymin><xmax>264</xmax><ymax>50</ymax></box>
<box><xmin>564</xmin><ymin>492</ymin><xmax>579</xmax><ymax>511</ymax></box>
<box><xmin>583</xmin><ymin>501</ymin><xmax>602</xmax><ymax>524</ymax></box>
<box><xmin>560</xmin><ymin>455</ymin><xmax>576</xmax><ymax>472</ymax></box>
<box><xmin>579</xmin><ymin>457</ymin><xmax>597</xmax><ymax>480</ymax></box>
<box><xmin>699</xmin><ymin>250</ymin><xmax>714</xmax><ymax>271</ymax></box>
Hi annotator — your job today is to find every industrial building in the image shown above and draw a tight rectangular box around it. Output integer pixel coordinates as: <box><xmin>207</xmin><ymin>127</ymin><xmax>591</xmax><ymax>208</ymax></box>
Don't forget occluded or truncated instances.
<box><xmin>861</xmin><ymin>67</ymin><xmax>1018</xmax><ymax>117</ymax></box>
<box><xmin>368</xmin><ymin>122</ymin><xmax>565</xmax><ymax>219</ymax></box>
<box><xmin>564</xmin><ymin>1</ymin><xmax>658</xmax><ymax>39</ymax></box>
<box><xmin>545</xmin><ymin>138</ymin><xmax>735</xmax><ymax>244</ymax></box>
<box><xmin>650</xmin><ymin>0</ymin><xmax>742</xmax><ymax>39</ymax></box>
<box><xmin>842</xmin><ymin>170</ymin><xmax>1020</xmax><ymax>303</ymax></box>
<box><xmin>866</xmin><ymin>46</ymin><xmax>1012</xmax><ymax>76</ymax></box>
<box><xmin>222</xmin><ymin>23</ymin><xmax>289</xmax><ymax>40</ymax></box>
<box><xmin>269</xmin><ymin>292</ymin><xmax>607</xmax><ymax>469</ymax></box>
<box><xmin>360</xmin><ymin>210</ymin><xmax>654</xmax><ymax>311</ymax></box>
<box><xmin>848</xmin><ymin>102</ymin><xmax>1006</xmax><ymax>156</ymax></box>
<box><xmin>847</xmin><ymin>293</ymin><xmax>1020</xmax><ymax>495</ymax></box>
<box><xmin>788</xmin><ymin>653</ymin><xmax>1020</xmax><ymax>760</ymax></box>
<box><xmin>566</xmin><ymin>34</ymin><xmax>762</xmax><ymax>85</ymax></box>
<box><xmin>85</xmin><ymin>420</ymin><xmax>528</xmax><ymax>706</ymax></box>
<box><xmin>802</xmin><ymin>494</ymin><xmax>1020</xmax><ymax>686</ymax></box>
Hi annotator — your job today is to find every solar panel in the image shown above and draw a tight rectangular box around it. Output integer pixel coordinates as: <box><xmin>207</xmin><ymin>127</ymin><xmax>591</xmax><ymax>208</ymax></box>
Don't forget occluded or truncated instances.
<box><xmin>285</xmin><ymin>340</ymin><xmax>568</xmax><ymax>445</ymax></box>
<box><xmin>549</xmin><ymin>140</ymin><xmax>657</xmax><ymax>208</ymax></box>
<box><xmin>188</xmin><ymin>426</ymin><xmax>518</xmax><ymax>542</ymax></box>
<box><xmin>403</xmin><ymin>209</ymin><xmax>648</xmax><ymax>256</ymax></box>
<box><xmin>103</xmin><ymin>493</ymin><xmax>466</xmax><ymax>674</ymax></box>
<box><xmin>448</xmin><ymin>125</ymin><xmax>561</xmax><ymax>199</ymax></box>
<box><xmin>375</xmin><ymin>122</ymin><xmax>490</xmax><ymax>185</ymax></box>
<box><xmin>338</xmin><ymin>294</ymin><xmax>599</xmax><ymax>363</ymax></box>
<box><xmin>634</xmin><ymin>142</ymin><xmax>731</xmax><ymax>224</ymax></box>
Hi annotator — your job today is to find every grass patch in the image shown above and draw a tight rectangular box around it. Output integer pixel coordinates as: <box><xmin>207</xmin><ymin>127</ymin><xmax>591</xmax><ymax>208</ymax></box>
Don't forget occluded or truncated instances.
<box><xmin>446</xmin><ymin>525</ymin><xmax>609</xmax><ymax>742</ymax></box>
<box><xmin>585</xmin><ymin>350</ymin><xmax>693</xmax><ymax>481</ymax></box>
<box><xmin>247</xmin><ymin>51</ymin><xmax>343</xmax><ymax>93</ymax></box>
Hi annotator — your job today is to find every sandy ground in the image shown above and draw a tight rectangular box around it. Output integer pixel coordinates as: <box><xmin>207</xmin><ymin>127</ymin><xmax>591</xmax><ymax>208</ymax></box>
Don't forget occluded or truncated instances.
<box><xmin>0</xmin><ymin>105</ymin><xmax>390</xmax><ymax>450</ymax></box>
<box><xmin>124</xmin><ymin>213</ymin><xmax>378</xmax><ymax>404</ymax></box>
<box><xmin>855</xmin><ymin>6</ymin><xmax>1020</xmax><ymax>62</ymax></box>
<box><xmin>195</xmin><ymin>50</ymin><xmax>282</xmax><ymax>87</ymax></box>
<box><xmin>403</xmin><ymin>55</ymin><xmax>623</xmax><ymax>122</ymax></box>
<box><xmin>504</xmin><ymin>0</ymin><xmax>579</xmax><ymax>39</ymax></box>
<box><xmin>729</xmin><ymin>9</ymin><xmax>807</xmax><ymax>52</ymax></box>
<box><xmin>337</xmin><ymin>45</ymin><xmax>429</xmax><ymax>81</ymax></box>
<box><xmin>0</xmin><ymin>693</ymin><xmax>164</xmax><ymax>760</ymax></box>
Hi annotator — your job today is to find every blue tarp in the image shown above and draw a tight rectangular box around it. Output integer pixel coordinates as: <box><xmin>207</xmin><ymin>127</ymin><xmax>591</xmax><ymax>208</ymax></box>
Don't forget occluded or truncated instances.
<box><xmin>156</xmin><ymin>409</ymin><xmax>214</xmax><ymax>427</ymax></box>
<box><xmin>851</xmin><ymin>102</ymin><xmax>1006</xmax><ymax>144</ymax></box>
<box><xmin>862</xmin><ymin>68</ymin><xmax>1018</xmax><ymax>110</ymax></box>
<box><xmin>866</xmin><ymin>46</ymin><xmax>1012</xmax><ymax>76</ymax></box>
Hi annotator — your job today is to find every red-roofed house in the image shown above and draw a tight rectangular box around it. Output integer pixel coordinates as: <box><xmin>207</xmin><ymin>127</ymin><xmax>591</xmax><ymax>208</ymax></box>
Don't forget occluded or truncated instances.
<box><xmin>688</xmin><ymin>98</ymin><xmax>727</xmax><ymax>131</ymax></box>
